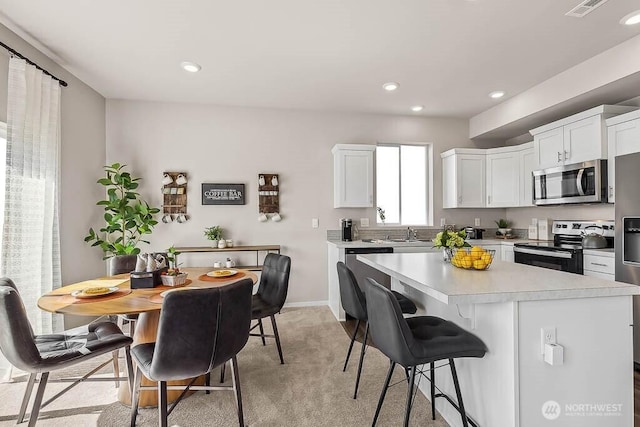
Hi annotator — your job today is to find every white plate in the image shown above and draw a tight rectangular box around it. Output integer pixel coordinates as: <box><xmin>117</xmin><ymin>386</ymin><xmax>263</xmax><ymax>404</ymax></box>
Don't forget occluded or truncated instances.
<box><xmin>72</xmin><ymin>286</ymin><xmax>119</xmax><ymax>299</ymax></box>
<box><xmin>160</xmin><ymin>286</ymin><xmax>201</xmax><ymax>298</ymax></box>
<box><xmin>206</xmin><ymin>269</ymin><xmax>238</xmax><ymax>278</ymax></box>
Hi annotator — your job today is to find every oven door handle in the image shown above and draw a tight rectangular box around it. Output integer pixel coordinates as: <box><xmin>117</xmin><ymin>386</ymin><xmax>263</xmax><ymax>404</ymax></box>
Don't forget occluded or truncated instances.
<box><xmin>576</xmin><ymin>168</ymin><xmax>585</xmax><ymax>196</ymax></box>
<box><xmin>513</xmin><ymin>247</ymin><xmax>573</xmax><ymax>259</ymax></box>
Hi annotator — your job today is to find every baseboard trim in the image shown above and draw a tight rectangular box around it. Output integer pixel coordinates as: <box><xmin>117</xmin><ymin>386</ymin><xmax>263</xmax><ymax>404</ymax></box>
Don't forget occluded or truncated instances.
<box><xmin>283</xmin><ymin>301</ymin><xmax>328</xmax><ymax>308</ymax></box>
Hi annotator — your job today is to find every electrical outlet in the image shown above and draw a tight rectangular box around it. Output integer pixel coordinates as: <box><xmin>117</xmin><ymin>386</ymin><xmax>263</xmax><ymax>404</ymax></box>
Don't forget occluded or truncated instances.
<box><xmin>360</xmin><ymin>218</ymin><xmax>370</xmax><ymax>227</ymax></box>
<box><xmin>541</xmin><ymin>327</ymin><xmax>557</xmax><ymax>355</ymax></box>
<box><xmin>474</xmin><ymin>218</ymin><xmax>481</xmax><ymax>227</ymax></box>
<box><xmin>312</xmin><ymin>218</ymin><xmax>319</xmax><ymax>228</ymax></box>
<box><xmin>440</xmin><ymin>218</ymin><xmax>446</xmax><ymax>227</ymax></box>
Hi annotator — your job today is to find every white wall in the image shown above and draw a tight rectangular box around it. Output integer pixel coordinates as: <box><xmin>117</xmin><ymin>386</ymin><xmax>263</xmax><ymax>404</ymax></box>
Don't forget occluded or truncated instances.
<box><xmin>0</xmin><ymin>24</ymin><xmax>106</xmax><ymax>286</ymax></box>
<box><xmin>106</xmin><ymin>100</ymin><xmax>504</xmax><ymax>303</ymax></box>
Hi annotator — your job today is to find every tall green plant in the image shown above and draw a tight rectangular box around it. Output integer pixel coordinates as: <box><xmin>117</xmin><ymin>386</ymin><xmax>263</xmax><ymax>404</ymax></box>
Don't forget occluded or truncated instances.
<box><xmin>84</xmin><ymin>163</ymin><xmax>160</xmax><ymax>259</ymax></box>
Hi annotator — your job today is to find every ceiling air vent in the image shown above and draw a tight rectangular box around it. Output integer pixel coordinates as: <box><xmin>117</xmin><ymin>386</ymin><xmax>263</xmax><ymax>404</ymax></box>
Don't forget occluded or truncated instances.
<box><xmin>565</xmin><ymin>0</ymin><xmax>610</xmax><ymax>18</ymax></box>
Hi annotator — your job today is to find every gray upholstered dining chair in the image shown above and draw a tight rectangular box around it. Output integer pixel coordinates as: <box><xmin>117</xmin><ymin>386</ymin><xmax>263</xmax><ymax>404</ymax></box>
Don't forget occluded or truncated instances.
<box><xmin>130</xmin><ymin>278</ymin><xmax>253</xmax><ymax>427</ymax></box>
<box><xmin>0</xmin><ymin>278</ymin><xmax>134</xmax><ymax>427</ymax></box>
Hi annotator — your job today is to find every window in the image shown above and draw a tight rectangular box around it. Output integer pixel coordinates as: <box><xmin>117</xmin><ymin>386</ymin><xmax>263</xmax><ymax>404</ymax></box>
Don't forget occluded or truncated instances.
<box><xmin>376</xmin><ymin>143</ymin><xmax>432</xmax><ymax>226</ymax></box>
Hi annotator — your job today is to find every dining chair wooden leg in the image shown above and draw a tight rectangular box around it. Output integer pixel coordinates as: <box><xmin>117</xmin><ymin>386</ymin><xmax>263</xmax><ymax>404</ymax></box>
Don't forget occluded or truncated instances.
<box><xmin>158</xmin><ymin>381</ymin><xmax>168</xmax><ymax>427</ymax></box>
<box><xmin>124</xmin><ymin>346</ymin><xmax>134</xmax><ymax>395</ymax></box>
<box><xmin>17</xmin><ymin>373</ymin><xmax>36</xmax><ymax>424</ymax></box>
<box><xmin>372</xmin><ymin>361</ymin><xmax>395</xmax><ymax>427</ymax></box>
<box><xmin>230</xmin><ymin>356</ymin><xmax>245</xmax><ymax>427</ymax></box>
<box><xmin>343</xmin><ymin>319</ymin><xmax>360</xmax><ymax>372</ymax></box>
<box><xmin>258</xmin><ymin>319</ymin><xmax>266</xmax><ymax>346</ymax></box>
<box><xmin>353</xmin><ymin>321</ymin><xmax>369</xmax><ymax>399</ymax></box>
<box><xmin>270</xmin><ymin>315</ymin><xmax>284</xmax><ymax>364</ymax></box>
<box><xmin>112</xmin><ymin>350</ymin><xmax>120</xmax><ymax>388</ymax></box>
<box><xmin>27</xmin><ymin>372</ymin><xmax>49</xmax><ymax>427</ymax></box>
<box><xmin>130</xmin><ymin>367</ymin><xmax>142</xmax><ymax>427</ymax></box>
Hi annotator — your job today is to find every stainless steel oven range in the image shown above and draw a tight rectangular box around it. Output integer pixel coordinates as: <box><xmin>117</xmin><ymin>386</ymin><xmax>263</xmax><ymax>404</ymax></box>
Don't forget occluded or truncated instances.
<box><xmin>514</xmin><ymin>220</ymin><xmax>614</xmax><ymax>274</ymax></box>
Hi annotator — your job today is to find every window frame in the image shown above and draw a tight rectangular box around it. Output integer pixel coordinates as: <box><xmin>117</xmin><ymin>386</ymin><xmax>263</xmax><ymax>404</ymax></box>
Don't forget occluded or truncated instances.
<box><xmin>375</xmin><ymin>142</ymin><xmax>434</xmax><ymax>227</ymax></box>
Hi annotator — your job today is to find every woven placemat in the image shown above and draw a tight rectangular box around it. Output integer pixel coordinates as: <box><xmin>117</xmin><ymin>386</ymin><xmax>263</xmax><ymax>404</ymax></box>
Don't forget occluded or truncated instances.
<box><xmin>56</xmin><ymin>289</ymin><xmax>133</xmax><ymax>305</ymax></box>
<box><xmin>198</xmin><ymin>271</ymin><xmax>247</xmax><ymax>282</ymax></box>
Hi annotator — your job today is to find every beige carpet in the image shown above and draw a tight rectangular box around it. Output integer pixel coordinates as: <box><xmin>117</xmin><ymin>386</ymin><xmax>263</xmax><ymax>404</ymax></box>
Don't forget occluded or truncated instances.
<box><xmin>1</xmin><ymin>306</ymin><xmax>449</xmax><ymax>426</ymax></box>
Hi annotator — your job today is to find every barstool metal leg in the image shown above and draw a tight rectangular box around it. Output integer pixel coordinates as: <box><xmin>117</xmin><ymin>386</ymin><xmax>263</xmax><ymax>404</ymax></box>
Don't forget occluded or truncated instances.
<box><xmin>219</xmin><ymin>362</ymin><xmax>226</xmax><ymax>384</ymax></box>
<box><xmin>158</xmin><ymin>381</ymin><xmax>168</xmax><ymax>427</ymax></box>
<box><xmin>372</xmin><ymin>361</ymin><xmax>396</xmax><ymax>427</ymax></box>
<box><xmin>130</xmin><ymin>367</ymin><xmax>142</xmax><ymax>427</ymax></box>
<box><xmin>17</xmin><ymin>373</ymin><xmax>36</xmax><ymax>424</ymax></box>
<box><xmin>343</xmin><ymin>319</ymin><xmax>360</xmax><ymax>372</ymax></box>
<box><xmin>125</xmin><ymin>346</ymin><xmax>135</xmax><ymax>394</ymax></box>
<box><xmin>230</xmin><ymin>356</ymin><xmax>245</xmax><ymax>427</ymax></box>
<box><xmin>27</xmin><ymin>372</ymin><xmax>49</xmax><ymax>427</ymax></box>
<box><xmin>258</xmin><ymin>319</ymin><xmax>266</xmax><ymax>346</ymax></box>
<box><xmin>353</xmin><ymin>321</ymin><xmax>369</xmax><ymax>399</ymax></box>
<box><xmin>112</xmin><ymin>350</ymin><xmax>120</xmax><ymax>388</ymax></box>
<box><xmin>403</xmin><ymin>366</ymin><xmax>417</xmax><ymax>427</ymax></box>
<box><xmin>449</xmin><ymin>359</ymin><xmax>469</xmax><ymax>427</ymax></box>
<box><xmin>270</xmin><ymin>315</ymin><xmax>284</xmax><ymax>364</ymax></box>
<box><xmin>430</xmin><ymin>362</ymin><xmax>436</xmax><ymax>420</ymax></box>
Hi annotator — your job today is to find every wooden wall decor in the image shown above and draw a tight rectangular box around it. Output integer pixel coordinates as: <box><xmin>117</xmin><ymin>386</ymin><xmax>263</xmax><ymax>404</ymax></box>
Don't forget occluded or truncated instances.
<box><xmin>258</xmin><ymin>173</ymin><xmax>279</xmax><ymax>213</ymax></box>
<box><xmin>162</xmin><ymin>171</ymin><xmax>188</xmax><ymax>217</ymax></box>
<box><xmin>201</xmin><ymin>183</ymin><xmax>245</xmax><ymax>205</ymax></box>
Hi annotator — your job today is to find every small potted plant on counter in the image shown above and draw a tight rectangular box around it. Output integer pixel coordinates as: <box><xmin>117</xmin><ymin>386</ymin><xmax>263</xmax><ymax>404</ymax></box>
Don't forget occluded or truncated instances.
<box><xmin>495</xmin><ymin>219</ymin><xmax>512</xmax><ymax>236</ymax></box>
<box><xmin>204</xmin><ymin>226</ymin><xmax>223</xmax><ymax>247</ymax></box>
<box><xmin>161</xmin><ymin>246</ymin><xmax>188</xmax><ymax>286</ymax></box>
<box><xmin>432</xmin><ymin>229</ymin><xmax>471</xmax><ymax>262</ymax></box>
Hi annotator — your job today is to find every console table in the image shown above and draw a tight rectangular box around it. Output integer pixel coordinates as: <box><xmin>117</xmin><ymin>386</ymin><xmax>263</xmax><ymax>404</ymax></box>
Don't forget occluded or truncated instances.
<box><xmin>174</xmin><ymin>245</ymin><xmax>281</xmax><ymax>271</ymax></box>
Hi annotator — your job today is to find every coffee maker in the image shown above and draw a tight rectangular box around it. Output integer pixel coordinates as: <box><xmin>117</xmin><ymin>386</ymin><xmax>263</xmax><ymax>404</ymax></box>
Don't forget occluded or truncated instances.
<box><xmin>341</xmin><ymin>219</ymin><xmax>353</xmax><ymax>242</ymax></box>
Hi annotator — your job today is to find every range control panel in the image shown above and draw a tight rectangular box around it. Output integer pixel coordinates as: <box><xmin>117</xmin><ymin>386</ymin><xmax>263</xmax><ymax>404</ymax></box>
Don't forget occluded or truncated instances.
<box><xmin>553</xmin><ymin>220</ymin><xmax>615</xmax><ymax>237</ymax></box>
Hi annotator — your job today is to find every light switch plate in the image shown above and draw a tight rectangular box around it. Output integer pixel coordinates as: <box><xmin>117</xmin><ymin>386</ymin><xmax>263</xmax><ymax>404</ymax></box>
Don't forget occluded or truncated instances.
<box><xmin>474</xmin><ymin>218</ymin><xmax>481</xmax><ymax>227</ymax></box>
<box><xmin>312</xmin><ymin>218</ymin><xmax>319</xmax><ymax>228</ymax></box>
<box><xmin>360</xmin><ymin>218</ymin><xmax>370</xmax><ymax>227</ymax></box>
<box><xmin>440</xmin><ymin>218</ymin><xmax>446</xmax><ymax>226</ymax></box>
<box><xmin>541</xmin><ymin>327</ymin><xmax>557</xmax><ymax>355</ymax></box>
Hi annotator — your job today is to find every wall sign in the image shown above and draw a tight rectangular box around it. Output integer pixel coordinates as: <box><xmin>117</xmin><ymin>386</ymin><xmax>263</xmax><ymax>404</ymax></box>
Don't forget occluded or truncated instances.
<box><xmin>202</xmin><ymin>183</ymin><xmax>245</xmax><ymax>205</ymax></box>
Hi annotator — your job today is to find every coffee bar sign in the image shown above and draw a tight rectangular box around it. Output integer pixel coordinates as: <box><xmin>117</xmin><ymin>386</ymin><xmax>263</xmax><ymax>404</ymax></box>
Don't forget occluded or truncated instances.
<box><xmin>202</xmin><ymin>183</ymin><xmax>245</xmax><ymax>205</ymax></box>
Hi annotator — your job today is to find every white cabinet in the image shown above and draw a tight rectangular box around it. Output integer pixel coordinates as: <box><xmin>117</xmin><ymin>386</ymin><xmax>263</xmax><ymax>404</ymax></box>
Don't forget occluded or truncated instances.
<box><xmin>441</xmin><ymin>149</ymin><xmax>485</xmax><ymax>208</ymax></box>
<box><xmin>519</xmin><ymin>144</ymin><xmax>536</xmax><ymax>206</ymax></box>
<box><xmin>481</xmin><ymin>244</ymin><xmax>502</xmax><ymax>261</ymax></box>
<box><xmin>332</xmin><ymin>144</ymin><xmax>375</xmax><ymax>208</ymax></box>
<box><xmin>531</xmin><ymin>105</ymin><xmax>637</xmax><ymax>170</ymax></box>
<box><xmin>606</xmin><ymin>111</ymin><xmax>640</xmax><ymax>204</ymax></box>
<box><xmin>583</xmin><ymin>253</ymin><xmax>615</xmax><ymax>281</ymax></box>
<box><xmin>501</xmin><ymin>245</ymin><xmax>515</xmax><ymax>262</ymax></box>
<box><xmin>486</xmin><ymin>149</ymin><xmax>519</xmax><ymax>207</ymax></box>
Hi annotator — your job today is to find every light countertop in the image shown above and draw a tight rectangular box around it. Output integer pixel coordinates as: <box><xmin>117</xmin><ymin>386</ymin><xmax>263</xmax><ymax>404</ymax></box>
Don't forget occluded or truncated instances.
<box><xmin>327</xmin><ymin>238</ymin><xmax>535</xmax><ymax>249</ymax></box>
<box><xmin>357</xmin><ymin>252</ymin><xmax>638</xmax><ymax>305</ymax></box>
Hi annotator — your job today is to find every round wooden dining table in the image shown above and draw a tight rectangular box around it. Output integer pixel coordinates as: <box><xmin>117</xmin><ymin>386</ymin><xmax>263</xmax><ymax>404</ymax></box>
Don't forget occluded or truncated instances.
<box><xmin>38</xmin><ymin>267</ymin><xmax>257</xmax><ymax>408</ymax></box>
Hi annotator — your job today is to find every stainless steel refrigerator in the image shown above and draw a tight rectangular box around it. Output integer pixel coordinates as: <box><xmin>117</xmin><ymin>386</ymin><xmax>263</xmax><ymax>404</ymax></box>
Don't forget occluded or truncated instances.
<box><xmin>615</xmin><ymin>152</ymin><xmax>640</xmax><ymax>365</ymax></box>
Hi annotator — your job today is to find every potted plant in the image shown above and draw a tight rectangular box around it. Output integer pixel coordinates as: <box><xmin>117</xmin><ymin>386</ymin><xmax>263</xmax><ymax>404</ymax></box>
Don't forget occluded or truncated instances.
<box><xmin>495</xmin><ymin>219</ymin><xmax>512</xmax><ymax>236</ymax></box>
<box><xmin>204</xmin><ymin>226</ymin><xmax>223</xmax><ymax>247</ymax></box>
<box><xmin>84</xmin><ymin>163</ymin><xmax>160</xmax><ymax>271</ymax></box>
<box><xmin>432</xmin><ymin>229</ymin><xmax>471</xmax><ymax>262</ymax></box>
<box><xmin>377</xmin><ymin>207</ymin><xmax>386</xmax><ymax>225</ymax></box>
<box><xmin>161</xmin><ymin>246</ymin><xmax>188</xmax><ymax>286</ymax></box>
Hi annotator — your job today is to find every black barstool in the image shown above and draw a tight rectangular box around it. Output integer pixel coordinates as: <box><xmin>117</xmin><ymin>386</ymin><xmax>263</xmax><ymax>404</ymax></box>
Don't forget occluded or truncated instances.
<box><xmin>364</xmin><ymin>278</ymin><xmax>487</xmax><ymax>427</ymax></box>
<box><xmin>336</xmin><ymin>261</ymin><xmax>417</xmax><ymax>399</ymax></box>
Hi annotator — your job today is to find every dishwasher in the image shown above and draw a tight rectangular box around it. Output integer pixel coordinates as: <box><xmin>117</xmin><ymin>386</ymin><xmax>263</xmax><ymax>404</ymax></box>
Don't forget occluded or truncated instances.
<box><xmin>345</xmin><ymin>247</ymin><xmax>393</xmax><ymax>290</ymax></box>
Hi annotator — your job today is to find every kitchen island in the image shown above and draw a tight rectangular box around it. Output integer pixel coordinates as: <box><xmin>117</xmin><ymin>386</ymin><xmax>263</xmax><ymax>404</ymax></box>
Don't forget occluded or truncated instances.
<box><xmin>357</xmin><ymin>252</ymin><xmax>639</xmax><ymax>427</ymax></box>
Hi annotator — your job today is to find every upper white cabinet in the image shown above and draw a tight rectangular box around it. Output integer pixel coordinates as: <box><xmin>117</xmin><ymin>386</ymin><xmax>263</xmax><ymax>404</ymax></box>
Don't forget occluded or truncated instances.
<box><xmin>486</xmin><ymin>148</ymin><xmax>520</xmax><ymax>207</ymax></box>
<box><xmin>606</xmin><ymin>110</ymin><xmax>640</xmax><ymax>204</ymax></box>
<box><xmin>332</xmin><ymin>144</ymin><xmax>375</xmax><ymax>208</ymax></box>
<box><xmin>519</xmin><ymin>143</ymin><xmax>536</xmax><ymax>206</ymax></box>
<box><xmin>530</xmin><ymin>105</ymin><xmax>637</xmax><ymax>170</ymax></box>
<box><xmin>441</xmin><ymin>149</ymin><xmax>485</xmax><ymax>208</ymax></box>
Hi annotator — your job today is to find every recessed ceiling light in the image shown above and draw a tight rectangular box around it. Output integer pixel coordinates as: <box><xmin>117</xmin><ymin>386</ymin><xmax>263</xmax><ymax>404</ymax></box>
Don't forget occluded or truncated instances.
<box><xmin>621</xmin><ymin>10</ymin><xmax>640</xmax><ymax>25</ymax></box>
<box><xmin>411</xmin><ymin>105</ymin><xmax>424</xmax><ymax>112</ymax></box>
<box><xmin>382</xmin><ymin>82</ymin><xmax>399</xmax><ymax>91</ymax></box>
<box><xmin>180</xmin><ymin>61</ymin><xmax>201</xmax><ymax>73</ymax></box>
<box><xmin>489</xmin><ymin>91</ymin><xmax>505</xmax><ymax>99</ymax></box>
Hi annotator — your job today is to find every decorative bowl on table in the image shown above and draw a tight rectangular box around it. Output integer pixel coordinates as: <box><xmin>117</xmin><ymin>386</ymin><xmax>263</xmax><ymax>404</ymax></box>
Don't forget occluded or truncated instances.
<box><xmin>450</xmin><ymin>247</ymin><xmax>495</xmax><ymax>270</ymax></box>
<box><xmin>160</xmin><ymin>272</ymin><xmax>188</xmax><ymax>287</ymax></box>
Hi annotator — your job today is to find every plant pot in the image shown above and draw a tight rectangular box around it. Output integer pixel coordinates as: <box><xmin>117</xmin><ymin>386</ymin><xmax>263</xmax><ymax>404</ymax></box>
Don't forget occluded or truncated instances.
<box><xmin>108</xmin><ymin>254</ymin><xmax>138</xmax><ymax>276</ymax></box>
<box><xmin>160</xmin><ymin>272</ymin><xmax>188</xmax><ymax>287</ymax></box>
<box><xmin>209</xmin><ymin>239</ymin><xmax>219</xmax><ymax>248</ymax></box>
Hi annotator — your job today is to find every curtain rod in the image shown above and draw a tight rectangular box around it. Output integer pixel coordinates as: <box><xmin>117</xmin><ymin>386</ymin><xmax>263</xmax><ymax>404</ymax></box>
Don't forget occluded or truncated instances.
<box><xmin>0</xmin><ymin>40</ymin><xmax>68</xmax><ymax>87</ymax></box>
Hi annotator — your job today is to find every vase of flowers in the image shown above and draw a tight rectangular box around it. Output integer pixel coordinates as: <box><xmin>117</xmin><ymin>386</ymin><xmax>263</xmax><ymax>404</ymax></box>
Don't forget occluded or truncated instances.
<box><xmin>432</xmin><ymin>229</ymin><xmax>471</xmax><ymax>262</ymax></box>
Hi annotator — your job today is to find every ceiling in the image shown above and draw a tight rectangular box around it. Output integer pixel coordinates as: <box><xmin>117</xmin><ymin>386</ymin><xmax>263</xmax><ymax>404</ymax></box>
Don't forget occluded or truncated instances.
<box><xmin>1</xmin><ymin>0</ymin><xmax>639</xmax><ymax>119</ymax></box>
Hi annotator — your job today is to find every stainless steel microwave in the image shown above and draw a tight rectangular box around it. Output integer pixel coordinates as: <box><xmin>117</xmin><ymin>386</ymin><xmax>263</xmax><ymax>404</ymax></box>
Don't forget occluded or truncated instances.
<box><xmin>532</xmin><ymin>160</ymin><xmax>607</xmax><ymax>206</ymax></box>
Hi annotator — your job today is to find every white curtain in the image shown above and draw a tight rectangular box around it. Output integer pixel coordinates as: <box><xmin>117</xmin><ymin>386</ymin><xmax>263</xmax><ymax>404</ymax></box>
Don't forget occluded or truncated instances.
<box><xmin>0</xmin><ymin>57</ymin><xmax>62</xmax><ymax>382</ymax></box>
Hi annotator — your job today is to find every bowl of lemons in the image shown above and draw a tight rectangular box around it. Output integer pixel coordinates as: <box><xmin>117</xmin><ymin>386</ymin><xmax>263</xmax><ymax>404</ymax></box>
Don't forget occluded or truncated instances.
<box><xmin>450</xmin><ymin>246</ymin><xmax>495</xmax><ymax>270</ymax></box>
